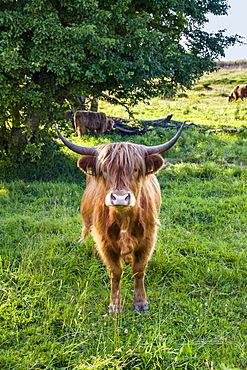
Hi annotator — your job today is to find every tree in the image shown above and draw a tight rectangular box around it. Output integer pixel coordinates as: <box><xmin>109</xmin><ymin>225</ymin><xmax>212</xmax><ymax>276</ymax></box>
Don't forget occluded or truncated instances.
<box><xmin>0</xmin><ymin>0</ymin><xmax>240</xmax><ymax>158</ymax></box>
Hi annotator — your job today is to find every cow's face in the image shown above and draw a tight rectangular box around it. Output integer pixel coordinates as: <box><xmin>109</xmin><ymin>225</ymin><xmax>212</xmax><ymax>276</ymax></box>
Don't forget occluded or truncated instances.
<box><xmin>107</xmin><ymin>119</ymin><xmax>114</xmax><ymax>131</ymax></box>
<box><xmin>78</xmin><ymin>143</ymin><xmax>163</xmax><ymax>208</ymax></box>
<box><xmin>227</xmin><ymin>95</ymin><xmax>234</xmax><ymax>102</ymax></box>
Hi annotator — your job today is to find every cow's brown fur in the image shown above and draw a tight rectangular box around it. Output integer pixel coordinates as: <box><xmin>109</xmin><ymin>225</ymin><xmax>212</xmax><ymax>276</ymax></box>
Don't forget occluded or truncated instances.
<box><xmin>227</xmin><ymin>84</ymin><xmax>247</xmax><ymax>102</ymax></box>
<box><xmin>74</xmin><ymin>110</ymin><xmax>114</xmax><ymax>136</ymax></box>
<box><xmin>78</xmin><ymin>142</ymin><xmax>163</xmax><ymax>313</ymax></box>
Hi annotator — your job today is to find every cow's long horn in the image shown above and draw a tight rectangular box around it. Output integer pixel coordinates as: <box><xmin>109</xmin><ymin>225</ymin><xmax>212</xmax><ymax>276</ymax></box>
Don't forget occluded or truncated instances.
<box><xmin>146</xmin><ymin>122</ymin><xmax>185</xmax><ymax>154</ymax></box>
<box><xmin>54</xmin><ymin>125</ymin><xmax>97</xmax><ymax>155</ymax></box>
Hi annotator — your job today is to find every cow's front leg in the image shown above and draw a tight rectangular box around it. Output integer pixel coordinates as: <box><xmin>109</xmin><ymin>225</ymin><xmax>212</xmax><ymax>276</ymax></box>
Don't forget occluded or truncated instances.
<box><xmin>132</xmin><ymin>259</ymin><xmax>149</xmax><ymax>312</ymax></box>
<box><xmin>102</xmin><ymin>250</ymin><xmax>123</xmax><ymax>314</ymax></box>
<box><xmin>109</xmin><ymin>267</ymin><xmax>123</xmax><ymax>314</ymax></box>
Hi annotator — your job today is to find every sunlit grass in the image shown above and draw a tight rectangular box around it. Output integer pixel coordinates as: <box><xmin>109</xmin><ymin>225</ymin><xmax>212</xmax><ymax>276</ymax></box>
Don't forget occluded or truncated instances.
<box><xmin>100</xmin><ymin>68</ymin><xmax>247</xmax><ymax>129</ymax></box>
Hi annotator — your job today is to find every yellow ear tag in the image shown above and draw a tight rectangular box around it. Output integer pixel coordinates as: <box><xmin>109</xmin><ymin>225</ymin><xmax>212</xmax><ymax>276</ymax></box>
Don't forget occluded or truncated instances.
<box><xmin>147</xmin><ymin>167</ymin><xmax>153</xmax><ymax>174</ymax></box>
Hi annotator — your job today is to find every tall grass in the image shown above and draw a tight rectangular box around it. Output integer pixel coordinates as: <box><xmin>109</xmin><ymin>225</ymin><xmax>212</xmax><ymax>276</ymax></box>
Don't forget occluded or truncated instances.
<box><xmin>0</xmin><ymin>68</ymin><xmax>247</xmax><ymax>370</ymax></box>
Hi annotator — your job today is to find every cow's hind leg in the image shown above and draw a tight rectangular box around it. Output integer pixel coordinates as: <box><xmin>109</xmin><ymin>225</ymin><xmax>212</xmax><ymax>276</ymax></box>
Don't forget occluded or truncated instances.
<box><xmin>81</xmin><ymin>225</ymin><xmax>90</xmax><ymax>240</ymax></box>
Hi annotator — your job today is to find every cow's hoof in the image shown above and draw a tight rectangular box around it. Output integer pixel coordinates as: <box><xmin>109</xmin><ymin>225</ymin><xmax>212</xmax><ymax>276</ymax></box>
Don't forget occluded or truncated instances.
<box><xmin>109</xmin><ymin>304</ymin><xmax>122</xmax><ymax>314</ymax></box>
<box><xmin>134</xmin><ymin>304</ymin><xmax>149</xmax><ymax>312</ymax></box>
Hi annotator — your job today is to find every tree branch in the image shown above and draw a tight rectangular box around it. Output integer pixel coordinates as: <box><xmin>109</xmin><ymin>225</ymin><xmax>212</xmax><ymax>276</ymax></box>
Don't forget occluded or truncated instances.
<box><xmin>206</xmin><ymin>128</ymin><xmax>244</xmax><ymax>134</ymax></box>
<box><xmin>111</xmin><ymin>115</ymin><xmax>196</xmax><ymax>134</ymax></box>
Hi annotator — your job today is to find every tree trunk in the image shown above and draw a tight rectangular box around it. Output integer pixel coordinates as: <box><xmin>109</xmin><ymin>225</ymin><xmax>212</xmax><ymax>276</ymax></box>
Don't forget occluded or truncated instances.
<box><xmin>26</xmin><ymin>112</ymin><xmax>40</xmax><ymax>134</ymax></box>
<box><xmin>90</xmin><ymin>98</ymin><xmax>98</xmax><ymax>112</ymax></box>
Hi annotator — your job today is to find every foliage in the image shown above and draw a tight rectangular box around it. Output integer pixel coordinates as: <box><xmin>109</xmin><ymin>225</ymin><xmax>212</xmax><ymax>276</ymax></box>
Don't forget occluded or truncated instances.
<box><xmin>0</xmin><ymin>68</ymin><xmax>247</xmax><ymax>369</ymax></box>
<box><xmin>0</xmin><ymin>0</ymin><xmax>240</xmax><ymax>157</ymax></box>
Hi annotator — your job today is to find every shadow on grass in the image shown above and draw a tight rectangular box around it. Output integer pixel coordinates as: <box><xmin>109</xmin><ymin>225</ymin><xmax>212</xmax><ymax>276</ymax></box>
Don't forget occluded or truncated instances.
<box><xmin>0</xmin><ymin>140</ymin><xmax>85</xmax><ymax>184</ymax></box>
<box><xmin>1</xmin><ymin>127</ymin><xmax>247</xmax><ymax>184</ymax></box>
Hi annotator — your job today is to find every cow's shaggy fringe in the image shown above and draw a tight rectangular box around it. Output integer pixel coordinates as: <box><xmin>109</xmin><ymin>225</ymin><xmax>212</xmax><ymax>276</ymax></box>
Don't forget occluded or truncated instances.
<box><xmin>96</xmin><ymin>142</ymin><xmax>147</xmax><ymax>182</ymax></box>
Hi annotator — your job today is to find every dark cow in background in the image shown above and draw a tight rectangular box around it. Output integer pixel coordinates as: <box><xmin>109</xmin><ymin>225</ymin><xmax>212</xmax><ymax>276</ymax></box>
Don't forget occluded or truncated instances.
<box><xmin>74</xmin><ymin>110</ymin><xmax>114</xmax><ymax>136</ymax></box>
<box><xmin>55</xmin><ymin>124</ymin><xmax>185</xmax><ymax>313</ymax></box>
<box><xmin>227</xmin><ymin>84</ymin><xmax>247</xmax><ymax>102</ymax></box>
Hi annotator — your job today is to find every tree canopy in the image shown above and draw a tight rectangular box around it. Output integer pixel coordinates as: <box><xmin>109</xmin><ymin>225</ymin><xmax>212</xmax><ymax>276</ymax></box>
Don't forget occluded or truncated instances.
<box><xmin>0</xmin><ymin>0</ymin><xmax>240</xmax><ymax>157</ymax></box>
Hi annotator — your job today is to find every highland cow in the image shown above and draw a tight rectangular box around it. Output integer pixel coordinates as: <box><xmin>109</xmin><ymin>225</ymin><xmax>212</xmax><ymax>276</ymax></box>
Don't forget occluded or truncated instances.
<box><xmin>74</xmin><ymin>110</ymin><xmax>114</xmax><ymax>136</ymax></box>
<box><xmin>55</xmin><ymin>123</ymin><xmax>185</xmax><ymax>313</ymax></box>
<box><xmin>227</xmin><ymin>85</ymin><xmax>247</xmax><ymax>102</ymax></box>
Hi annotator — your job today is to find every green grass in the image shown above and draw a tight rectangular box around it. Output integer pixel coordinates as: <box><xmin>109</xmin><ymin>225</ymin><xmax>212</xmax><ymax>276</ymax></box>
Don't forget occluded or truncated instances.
<box><xmin>1</xmin><ymin>68</ymin><xmax>247</xmax><ymax>369</ymax></box>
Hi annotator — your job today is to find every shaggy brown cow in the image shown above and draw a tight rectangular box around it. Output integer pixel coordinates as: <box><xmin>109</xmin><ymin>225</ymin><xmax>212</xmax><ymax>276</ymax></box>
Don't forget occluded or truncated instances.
<box><xmin>227</xmin><ymin>84</ymin><xmax>247</xmax><ymax>102</ymax></box>
<box><xmin>55</xmin><ymin>124</ymin><xmax>185</xmax><ymax>313</ymax></box>
<box><xmin>74</xmin><ymin>110</ymin><xmax>114</xmax><ymax>136</ymax></box>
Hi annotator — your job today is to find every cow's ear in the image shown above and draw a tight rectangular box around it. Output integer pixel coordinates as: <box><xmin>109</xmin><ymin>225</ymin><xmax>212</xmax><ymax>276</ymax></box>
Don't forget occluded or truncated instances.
<box><xmin>145</xmin><ymin>154</ymin><xmax>164</xmax><ymax>174</ymax></box>
<box><xmin>78</xmin><ymin>156</ymin><xmax>97</xmax><ymax>175</ymax></box>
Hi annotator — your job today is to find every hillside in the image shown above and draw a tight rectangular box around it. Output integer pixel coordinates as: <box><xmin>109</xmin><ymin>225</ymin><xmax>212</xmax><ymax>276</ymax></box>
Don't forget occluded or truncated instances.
<box><xmin>99</xmin><ymin>66</ymin><xmax>247</xmax><ymax>130</ymax></box>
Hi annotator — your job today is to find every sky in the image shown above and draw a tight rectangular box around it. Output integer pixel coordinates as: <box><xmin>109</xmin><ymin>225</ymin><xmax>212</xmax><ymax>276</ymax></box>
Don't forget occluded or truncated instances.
<box><xmin>204</xmin><ymin>0</ymin><xmax>247</xmax><ymax>61</ymax></box>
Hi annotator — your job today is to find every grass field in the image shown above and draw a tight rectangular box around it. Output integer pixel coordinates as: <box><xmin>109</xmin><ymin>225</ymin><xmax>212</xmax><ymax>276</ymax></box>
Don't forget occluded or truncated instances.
<box><xmin>99</xmin><ymin>67</ymin><xmax>247</xmax><ymax>130</ymax></box>
<box><xmin>1</xmin><ymin>67</ymin><xmax>247</xmax><ymax>370</ymax></box>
